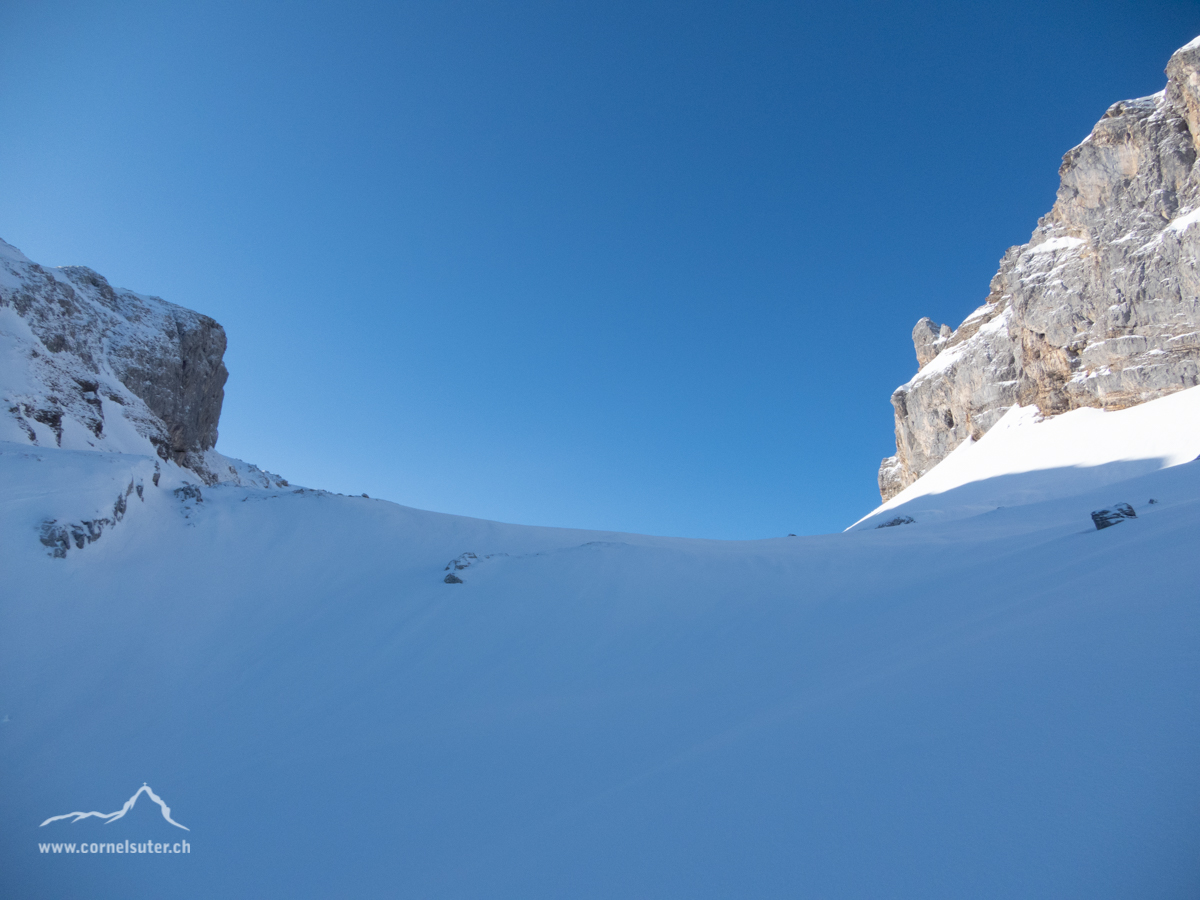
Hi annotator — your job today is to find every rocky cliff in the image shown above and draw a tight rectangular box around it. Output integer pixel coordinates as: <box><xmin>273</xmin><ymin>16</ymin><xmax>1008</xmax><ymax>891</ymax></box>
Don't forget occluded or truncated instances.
<box><xmin>880</xmin><ymin>36</ymin><xmax>1200</xmax><ymax>501</ymax></box>
<box><xmin>0</xmin><ymin>238</ymin><xmax>277</xmax><ymax>486</ymax></box>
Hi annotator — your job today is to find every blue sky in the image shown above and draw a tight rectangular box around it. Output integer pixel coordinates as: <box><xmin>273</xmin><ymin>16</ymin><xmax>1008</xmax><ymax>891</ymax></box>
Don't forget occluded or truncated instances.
<box><xmin>2</xmin><ymin>0</ymin><xmax>1197</xmax><ymax>538</ymax></box>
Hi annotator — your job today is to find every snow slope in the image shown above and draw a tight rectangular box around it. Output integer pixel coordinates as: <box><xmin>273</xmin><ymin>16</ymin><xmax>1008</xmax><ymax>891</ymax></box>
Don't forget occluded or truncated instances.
<box><xmin>854</xmin><ymin>384</ymin><xmax>1200</xmax><ymax>529</ymax></box>
<box><xmin>2</xmin><ymin>390</ymin><xmax>1199</xmax><ymax>899</ymax></box>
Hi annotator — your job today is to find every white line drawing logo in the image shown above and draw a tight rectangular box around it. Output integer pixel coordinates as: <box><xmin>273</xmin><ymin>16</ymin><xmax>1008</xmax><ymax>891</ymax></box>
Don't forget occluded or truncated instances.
<box><xmin>40</xmin><ymin>783</ymin><xmax>189</xmax><ymax>831</ymax></box>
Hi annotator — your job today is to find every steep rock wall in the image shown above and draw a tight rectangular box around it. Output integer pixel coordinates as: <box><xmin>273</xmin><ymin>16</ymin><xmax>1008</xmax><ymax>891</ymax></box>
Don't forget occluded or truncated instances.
<box><xmin>0</xmin><ymin>239</ymin><xmax>229</xmax><ymax>479</ymax></box>
<box><xmin>880</xmin><ymin>36</ymin><xmax>1200</xmax><ymax>501</ymax></box>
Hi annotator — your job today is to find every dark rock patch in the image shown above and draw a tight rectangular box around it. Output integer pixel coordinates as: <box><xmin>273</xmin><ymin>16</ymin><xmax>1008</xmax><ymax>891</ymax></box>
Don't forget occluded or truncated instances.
<box><xmin>1091</xmin><ymin>503</ymin><xmax>1137</xmax><ymax>530</ymax></box>
<box><xmin>174</xmin><ymin>484</ymin><xmax>203</xmax><ymax>503</ymax></box>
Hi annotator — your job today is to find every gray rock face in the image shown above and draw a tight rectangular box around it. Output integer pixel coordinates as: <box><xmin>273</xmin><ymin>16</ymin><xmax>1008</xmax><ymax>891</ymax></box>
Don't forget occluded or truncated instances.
<box><xmin>912</xmin><ymin>318</ymin><xmax>953</xmax><ymax>368</ymax></box>
<box><xmin>880</xmin><ymin>36</ymin><xmax>1200</xmax><ymax>501</ymax></box>
<box><xmin>0</xmin><ymin>239</ymin><xmax>228</xmax><ymax>474</ymax></box>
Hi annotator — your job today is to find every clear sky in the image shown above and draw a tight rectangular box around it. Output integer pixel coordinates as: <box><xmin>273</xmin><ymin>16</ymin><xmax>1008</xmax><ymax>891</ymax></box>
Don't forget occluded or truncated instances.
<box><xmin>2</xmin><ymin>1</ymin><xmax>1197</xmax><ymax>538</ymax></box>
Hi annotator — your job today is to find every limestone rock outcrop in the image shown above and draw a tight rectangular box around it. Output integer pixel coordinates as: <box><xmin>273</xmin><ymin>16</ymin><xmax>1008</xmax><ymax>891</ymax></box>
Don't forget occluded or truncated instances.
<box><xmin>880</xmin><ymin>36</ymin><xmax>1200</xmax><ymax>501</ymax></box>
<box><xmin>0</xmin><ymin>238</ymin><xmax>236</xmax><ymax>482</ymax></box>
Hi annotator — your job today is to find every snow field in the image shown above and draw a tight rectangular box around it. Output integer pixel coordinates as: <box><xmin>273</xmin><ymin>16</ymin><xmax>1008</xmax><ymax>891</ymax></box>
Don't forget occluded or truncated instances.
<box><xmin>1</xmin><ymin>388</ymin><xmax>1199</xmax><ymax>898</ymax></box>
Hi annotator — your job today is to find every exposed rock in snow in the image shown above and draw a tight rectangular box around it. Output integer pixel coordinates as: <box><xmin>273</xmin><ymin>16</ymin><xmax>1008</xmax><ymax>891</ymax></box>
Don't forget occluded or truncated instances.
<box><xmin>445</xmin><ymin>551</ymin><xmax>480</xmax><ymax>573</ymax></box>
<box><xmin>173</xmin><ymin>484</ymin><xmax>204</xmax><ymax>503</ymax></box>
<box><xmin>442</xmin><ymin>549</ymin><xmax>518</xmax><ymax>582</ymax></box>
<box><xmin>0</xmin><ymin>238</ymin><xmax>286</xmax><ymax>488</ymax></box>
<box><xmin>880</xmin><ymin>36</ymin><xmax>1200</xmax><ymax>500</ymax></box>
<box><xmin>1091</xmin><ymin>502</ymin><xmax>1137</xmax><ymax>530</ymax></box>
<box><xmin>37</xmin><ymin>473</ymin><xmax>144</xmax><ymax>557</ymax></box>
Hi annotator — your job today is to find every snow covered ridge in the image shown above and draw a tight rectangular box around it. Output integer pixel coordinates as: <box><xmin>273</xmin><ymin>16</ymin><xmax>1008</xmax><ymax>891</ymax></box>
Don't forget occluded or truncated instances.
<box><xmin>879</xmin><ymin>35</ymin><xmax>1200</xmax><ymax>502</ymax></box>
<box><xmin>0</xmin><ymin>238</ymin><xmax>262</xmax><ymax>486</ymax></box>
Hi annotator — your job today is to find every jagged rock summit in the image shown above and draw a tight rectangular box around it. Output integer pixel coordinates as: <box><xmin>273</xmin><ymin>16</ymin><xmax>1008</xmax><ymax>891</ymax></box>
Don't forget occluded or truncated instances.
<box><xmin>880</xmin><ymin>35</ymin><xmax>1200</xmax><ymax>501</ymax></box>
<box><xmin>0</xmin><ymin>238</ymin><xmax>282</xmax><ymax>488</ymax></box>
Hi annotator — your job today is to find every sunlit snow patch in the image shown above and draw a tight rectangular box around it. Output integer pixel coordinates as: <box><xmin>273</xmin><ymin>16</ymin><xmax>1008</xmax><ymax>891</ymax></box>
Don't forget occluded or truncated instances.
<box><xmin>850</xmin><ymin>384</ymin><xmax>1200</xmax><ymax>530</ymax></box>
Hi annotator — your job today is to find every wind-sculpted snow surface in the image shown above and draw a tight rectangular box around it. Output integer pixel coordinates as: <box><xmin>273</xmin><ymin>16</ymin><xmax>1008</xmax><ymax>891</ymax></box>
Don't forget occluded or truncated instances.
<box><xmin>880</xmin><ymin>36</ymin><xmax>1200</xmax><ymax>500</ymax></box>
<box><xmin>2</xmin><ymin>389</ymin><xmax>1199</xmax><ymax>898</ymax></box>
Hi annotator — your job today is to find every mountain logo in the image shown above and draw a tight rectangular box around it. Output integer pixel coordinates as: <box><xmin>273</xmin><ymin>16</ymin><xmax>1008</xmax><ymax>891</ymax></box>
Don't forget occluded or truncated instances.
<box><xmin>40</xmin><ymin>784</ymin><xmax>189</xmax><ymax>831</ymax></box>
